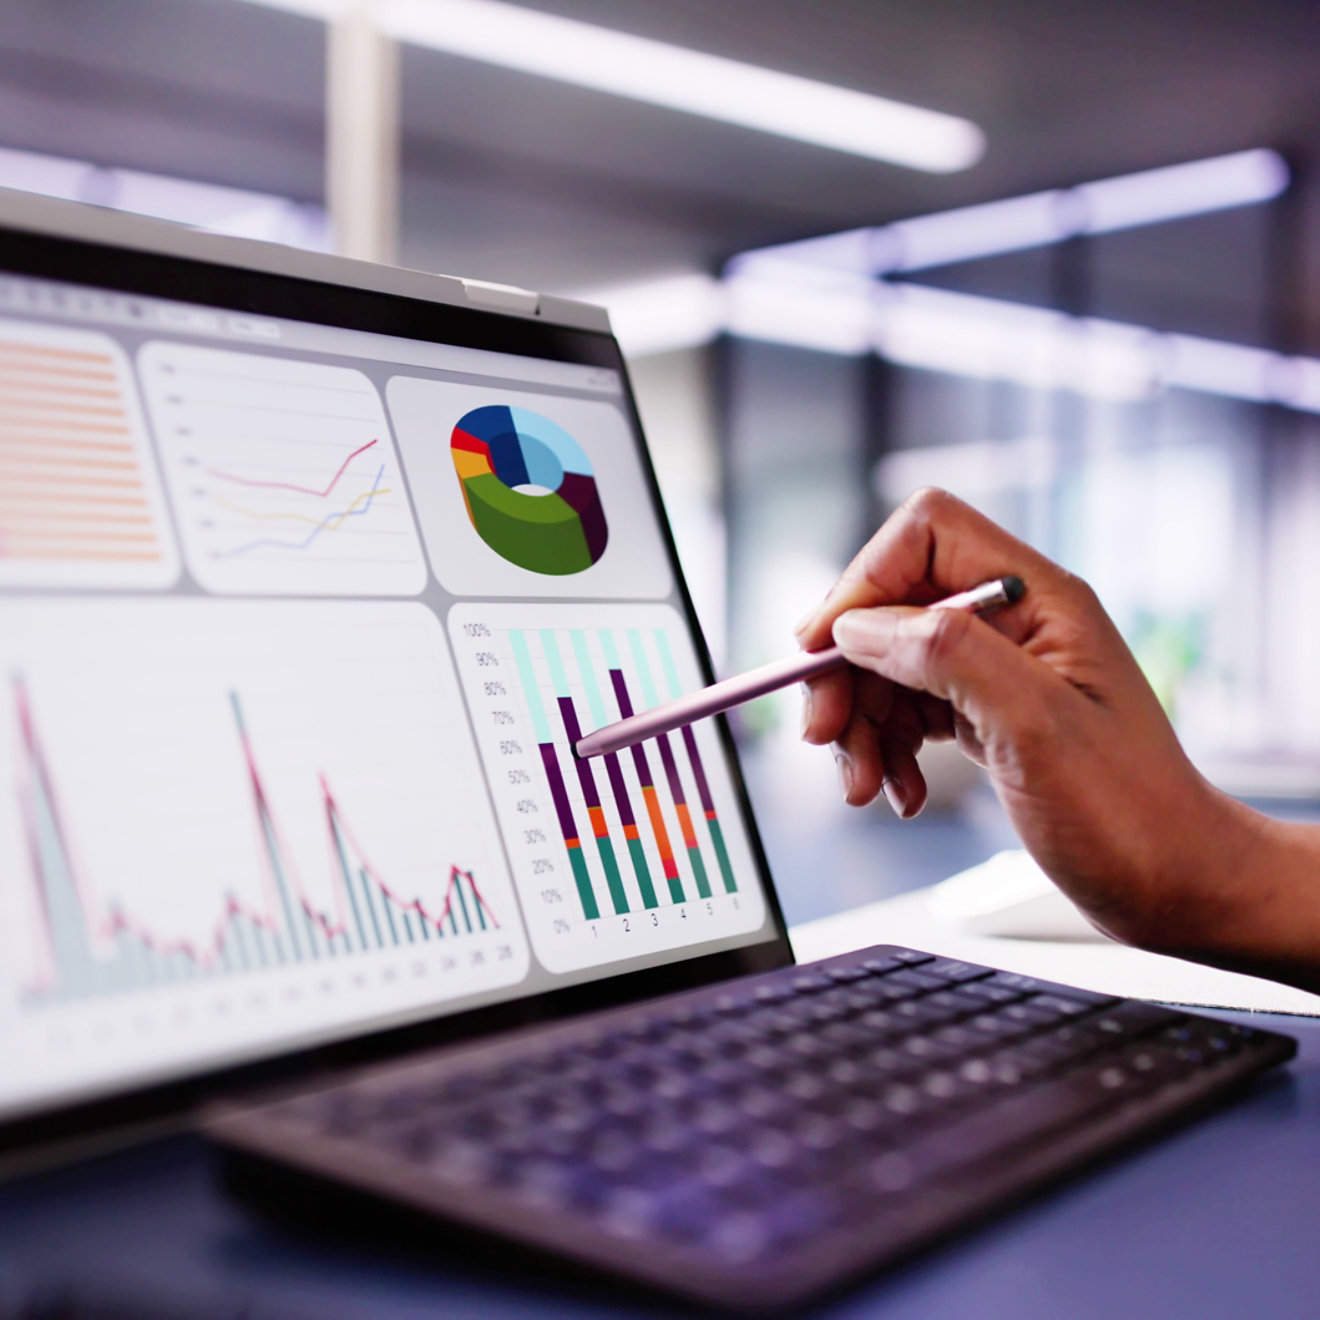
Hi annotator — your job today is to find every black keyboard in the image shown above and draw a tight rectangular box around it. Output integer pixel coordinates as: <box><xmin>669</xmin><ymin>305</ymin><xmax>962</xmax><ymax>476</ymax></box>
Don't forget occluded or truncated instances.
<box><xmin>206</xmin><ymin>946</ymin><xmax>1295</xmax><ymax>1312</ymax></box>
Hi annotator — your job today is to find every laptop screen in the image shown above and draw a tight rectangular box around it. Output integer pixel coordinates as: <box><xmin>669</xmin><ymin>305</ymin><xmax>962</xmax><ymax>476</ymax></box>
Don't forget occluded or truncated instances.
<box><xmin>0</xmin><ymin>230</ymin><xmax>784</xmax><ymax>1128</ymax></box>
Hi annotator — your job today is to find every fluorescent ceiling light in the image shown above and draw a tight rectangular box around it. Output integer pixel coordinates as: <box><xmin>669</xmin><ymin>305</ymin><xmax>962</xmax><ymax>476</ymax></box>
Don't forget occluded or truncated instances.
<box><xmin>575</xmin><ymin>273</ymin><xmax>724</xmax><ymax>359</ymax></box>
<box><xmin>365</xmin><ymin>0</ymin><xmax>983</xmax><ymax>172</ymax></box>
<box><xmin>228</xmin><ymin>0</ymin><xmax>984</xmax><ymax>169</ymax></box>
<box><xmin>595</xmin><ymin>266</ymin><xmax>1320</xmax><ymax>415</ymax></box>
<box><xmin>1076</xmin><ymin>149</ymin><xmax>1289</xmax><ymax>235</ymax></box>
<box><xmin>734</xmin><ymin>148</ymin><xmax>1289</xmax><ymax>276</ymax></box>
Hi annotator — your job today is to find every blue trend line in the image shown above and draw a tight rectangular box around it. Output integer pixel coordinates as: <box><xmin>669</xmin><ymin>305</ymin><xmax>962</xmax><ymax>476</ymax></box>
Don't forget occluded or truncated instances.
<box><xmin>222</xmin><ymin>464</ymin><xmax>387</xmax><ymax>558</ymax></box>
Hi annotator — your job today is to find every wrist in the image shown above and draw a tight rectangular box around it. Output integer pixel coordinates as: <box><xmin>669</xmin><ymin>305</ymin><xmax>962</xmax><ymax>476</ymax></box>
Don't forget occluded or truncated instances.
<box><xmin>1146</xmin><ymin>780</ymin><xmax>1320</xmax><ymax>991</ymax></box>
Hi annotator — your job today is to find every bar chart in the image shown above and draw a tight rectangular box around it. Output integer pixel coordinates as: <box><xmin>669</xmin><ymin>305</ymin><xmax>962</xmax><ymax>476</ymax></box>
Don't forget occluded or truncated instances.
<box><xmin>450</xmin><ymin>604</ymin><xmax>765</xmax><ymax>972</ymax></box>
<box><xmin>0</xmin><ymin>318</ymin><xmax>178</xmax><ymax>589</ymax></box>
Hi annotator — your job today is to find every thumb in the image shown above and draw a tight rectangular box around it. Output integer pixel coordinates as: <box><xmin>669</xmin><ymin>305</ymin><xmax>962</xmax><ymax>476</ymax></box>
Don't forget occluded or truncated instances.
<box><xmin>831</xmin><ymin>605</ymin><xmax>1064</xmax><ymax>740</ymax></box>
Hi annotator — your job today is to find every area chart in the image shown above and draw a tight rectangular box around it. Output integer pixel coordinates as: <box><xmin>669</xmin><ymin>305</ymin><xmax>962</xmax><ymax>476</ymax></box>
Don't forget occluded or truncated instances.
<box><xmin>0</xmin><ymin>598</ymin><xmax>528</xmax><ymax>1097</ymax></box>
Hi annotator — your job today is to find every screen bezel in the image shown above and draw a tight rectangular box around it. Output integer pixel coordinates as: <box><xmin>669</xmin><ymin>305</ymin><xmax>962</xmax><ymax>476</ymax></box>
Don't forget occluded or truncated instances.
<box><xmin>0</xmin><ymin>223</ymin><xmax>794</xmax><ymax>1160</ymax></box>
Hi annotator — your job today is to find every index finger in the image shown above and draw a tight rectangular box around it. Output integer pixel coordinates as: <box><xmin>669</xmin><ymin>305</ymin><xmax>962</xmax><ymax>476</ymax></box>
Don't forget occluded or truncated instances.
<box><xmin>794</xmin><ymin>487</ymin><xmax>1065</xmax><ymax>651</ymax></box>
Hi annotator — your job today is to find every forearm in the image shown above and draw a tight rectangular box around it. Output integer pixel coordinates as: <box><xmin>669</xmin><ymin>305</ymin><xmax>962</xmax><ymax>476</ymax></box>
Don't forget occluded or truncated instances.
<box><xmin>1117</xmin><ymin>784</ymin><xmax>1320</xmax><ymax>995</ymax></box>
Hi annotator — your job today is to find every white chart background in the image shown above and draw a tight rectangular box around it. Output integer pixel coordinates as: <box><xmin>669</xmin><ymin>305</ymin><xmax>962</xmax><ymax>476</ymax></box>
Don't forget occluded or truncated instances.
<box><xmin>0</xmin><ymin>599</ymin><xmax>527</xmax><ymax>1120</ymax></box>
<box><xmin>138</xmin><ymin>342</ymin><xmax>427</xmax><ymax>596</ymax></box>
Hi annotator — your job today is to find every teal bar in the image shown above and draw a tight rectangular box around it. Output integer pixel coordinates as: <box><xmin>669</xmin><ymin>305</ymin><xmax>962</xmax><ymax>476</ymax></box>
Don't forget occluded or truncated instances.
<box><xmin>540</xmin><ymin>628</ymin><xmax>572</xmax><ymax>698</ymax></box>
<box><xmin>509</xmin><ymin>630</ymin><xmax>552</xmax><ymax>742</ymax></box>
<box><xmin>627</xmin><ymin>629</ymin><xmax>661</xmax><ymax>708</ymax></box>
<box><xmin>654</xmin><ymin>628</ymin><xmax>683</xmax><ymax>701</ymax></box>
<box><xmin>570</xmin><ymin>630</ymin><xmax>609</xmax><ymax>727</ymax></box>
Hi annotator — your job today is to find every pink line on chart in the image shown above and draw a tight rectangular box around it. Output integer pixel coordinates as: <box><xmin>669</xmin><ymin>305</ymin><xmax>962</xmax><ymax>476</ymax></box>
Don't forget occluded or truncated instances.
<box><xmin>206</xmin><ymin>438</ymin><xmax>379</xmax><ymax>497</ymax></box>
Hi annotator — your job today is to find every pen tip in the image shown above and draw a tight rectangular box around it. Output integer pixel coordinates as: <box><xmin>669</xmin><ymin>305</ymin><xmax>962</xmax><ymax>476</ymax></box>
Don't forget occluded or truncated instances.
<box><xmin>1002</xmin><ymin>575</ymin><xmax>1026</xmax><ymax>604</ymax></box>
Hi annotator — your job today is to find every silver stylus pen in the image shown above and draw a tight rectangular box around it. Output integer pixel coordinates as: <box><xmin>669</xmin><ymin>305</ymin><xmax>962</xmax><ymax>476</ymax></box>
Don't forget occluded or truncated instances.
<box><xmin>575</xmin><ymin>575</ymin><xmax>1025</xmax><ymax>759</ymax></box>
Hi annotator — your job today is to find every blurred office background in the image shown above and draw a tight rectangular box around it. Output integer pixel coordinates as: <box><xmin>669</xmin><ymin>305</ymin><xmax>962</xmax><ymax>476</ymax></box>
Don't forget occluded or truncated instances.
<box><xmin>6</xmin><ymin>0</ymin><xmax>1320</xmax><ymax>924</ymax></box>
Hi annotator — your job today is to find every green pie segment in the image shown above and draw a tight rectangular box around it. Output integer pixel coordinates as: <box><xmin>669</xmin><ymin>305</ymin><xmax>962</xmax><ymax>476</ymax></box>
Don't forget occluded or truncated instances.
<box><xmin>451</xmin><ymin>405</ymin><xmax>608</xmax><ymax>576</ymax></box>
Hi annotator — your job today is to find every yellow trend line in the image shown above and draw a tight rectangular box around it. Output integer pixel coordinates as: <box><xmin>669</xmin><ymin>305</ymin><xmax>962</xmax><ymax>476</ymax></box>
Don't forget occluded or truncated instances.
<box><xmin>212</xmin><ymin>486</ymin><xmax>391</xmax><ymax>531</ymax></box>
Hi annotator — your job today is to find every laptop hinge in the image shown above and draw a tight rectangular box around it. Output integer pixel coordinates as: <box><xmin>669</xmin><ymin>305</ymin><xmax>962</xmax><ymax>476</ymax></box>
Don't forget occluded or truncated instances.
<box><xmin>461</xmin><ymin>278</ymin><xmax>540</xmax><ymax>316</ymax></box>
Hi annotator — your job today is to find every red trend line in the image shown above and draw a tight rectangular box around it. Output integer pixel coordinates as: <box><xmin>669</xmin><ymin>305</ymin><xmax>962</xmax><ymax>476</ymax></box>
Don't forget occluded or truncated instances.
<box><xmin>206</xmin><ymin>438</ymin><xmax>379</xmax><ymax>497</ymax></box>
<box><xmin>320</xmin><ymin>775</ymin><xmax>499</xmax><ymax>933</ymax></box>
<box><xmin>15</xmin><ymin>679</ymin><xmax>494</xmax><ymax>998</ymax></box>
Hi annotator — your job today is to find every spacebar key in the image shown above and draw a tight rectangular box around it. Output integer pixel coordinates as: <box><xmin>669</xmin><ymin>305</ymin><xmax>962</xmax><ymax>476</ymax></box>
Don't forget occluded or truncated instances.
<box><xmin>907</xmin><ymin>1067</ymin><xmax>1140</xmax><ymax>1178</ymax></box>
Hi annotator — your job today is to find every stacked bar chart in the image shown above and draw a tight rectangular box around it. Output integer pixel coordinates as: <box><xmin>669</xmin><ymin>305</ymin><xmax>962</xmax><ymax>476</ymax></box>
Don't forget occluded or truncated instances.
<box><xmin>450</xmin><ymin>603</ymin><xmax>765</xmax><ymax>972</ymax></box>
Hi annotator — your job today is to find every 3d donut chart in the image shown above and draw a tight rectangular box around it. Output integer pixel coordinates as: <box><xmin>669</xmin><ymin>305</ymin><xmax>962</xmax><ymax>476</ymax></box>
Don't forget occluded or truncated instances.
<box><xmin>451</xmin><ymin>405</ymin><xmax>608</xmax><ymax>575</ymax></box>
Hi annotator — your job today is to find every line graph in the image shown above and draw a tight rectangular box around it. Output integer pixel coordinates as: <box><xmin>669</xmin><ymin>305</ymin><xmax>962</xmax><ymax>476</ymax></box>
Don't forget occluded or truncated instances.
<box><xmin>206</xmin><ymin>437</ymin><xmax>380</xmax><ymax>497</ymax></box>
<box><xmin>2</xmin><ymin>599</ymin><xmax>526</xmax><ymax>1023</ymax></box>
<box><xmin>139</xmin><ymin>344</ymin><xmax>426</xmax><ymax>596</ymax></box>
<box><xmin>450</xmin><ymin>602</ymin><xmax>765</xmax><ymax>974</ymax></box>
<box><xmin>214</xmin><ymin>462</ymin><xmax>389</xmax><ymax>558</ymax></box>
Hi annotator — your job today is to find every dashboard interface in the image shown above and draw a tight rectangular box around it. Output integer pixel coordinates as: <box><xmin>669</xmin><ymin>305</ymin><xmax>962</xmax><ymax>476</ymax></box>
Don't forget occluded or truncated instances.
<box><xmin>0</xmin><ymin>263</ymin><xmax>776</xmax><ymax>1123</ymax></box>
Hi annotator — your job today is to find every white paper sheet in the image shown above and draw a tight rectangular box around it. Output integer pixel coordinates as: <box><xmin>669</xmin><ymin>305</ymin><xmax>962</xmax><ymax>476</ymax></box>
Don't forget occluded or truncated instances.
<box><xmin>790</xmin><ymin>885</ymin><xmax>1320</xmax><ymax>1018</ymax></box>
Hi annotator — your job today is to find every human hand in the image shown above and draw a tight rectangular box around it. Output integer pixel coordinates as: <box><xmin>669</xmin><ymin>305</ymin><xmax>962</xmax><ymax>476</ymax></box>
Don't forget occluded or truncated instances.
<box><xmin>796</xmin><ymin>487</ymin><xmax>1273</xmax><ymax>965</ymax></box>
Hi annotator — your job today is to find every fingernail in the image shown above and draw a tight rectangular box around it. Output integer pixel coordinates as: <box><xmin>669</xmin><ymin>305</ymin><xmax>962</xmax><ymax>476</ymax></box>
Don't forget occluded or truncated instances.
<box><xmin>799</xmin><ymin>685</ymin><xmax>814</xmax><ymax>738</ymax></box>
<box><xmin>882</xmin><ymin>777</ymin><xmax>907</xmax><ymax>818</ymax></box>
<box><xmin>795</xmin><ymin>591</ymin><xmax>832</xmax><ymax>636</ymax></box>
<box><xmin>833</xmin><ymin>609</ymin><xmax>894</xmax><ymax>652</ymax></box>
<box><xmin>835</xmin><ymin>752</ymin><xmax>854</xmax><ymax>799</ymax></box>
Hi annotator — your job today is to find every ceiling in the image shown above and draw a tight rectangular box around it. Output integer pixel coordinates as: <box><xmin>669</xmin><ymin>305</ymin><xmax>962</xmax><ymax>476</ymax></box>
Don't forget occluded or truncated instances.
<box><xmin>2</xmin><ymin>0</ymin><xmax>1320</xmax><ymax>340</ymax></box>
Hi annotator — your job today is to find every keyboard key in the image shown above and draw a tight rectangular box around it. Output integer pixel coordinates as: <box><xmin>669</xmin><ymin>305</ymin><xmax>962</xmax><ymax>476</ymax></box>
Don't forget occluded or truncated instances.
<box><xmin>922</xmin><ymin>958</ymin><xmax>994</xmax><ymax>983</ymax></box>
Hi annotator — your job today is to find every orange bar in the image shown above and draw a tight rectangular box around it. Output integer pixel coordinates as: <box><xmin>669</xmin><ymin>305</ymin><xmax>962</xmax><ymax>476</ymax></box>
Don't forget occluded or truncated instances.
<box><xmin>0</xmin><ymin>397</ymin><xmax>127</xmax><ymax>418</ymax></box>
<box><xmin>0</xmin><ymin>490</ymin><xmax>148</xmax><ymax>506</ymax></box>
<box><xmin>2</xmin><ymin>474</ymin><xmax>145</xmax><ymax>490</ymax></box>
<box><xmin>564</xmin><ymin>836</ymin><xmax>582</xmax><ymax>850</ymax></box>
<box><xmin>0</xmin><ymin>436</ymin><xmax>135</xmax><ymax>454</ymax></box>
<box><xmin>0</xmin><ymin>377</ymin><xmax>119</xmax><ymax>399</ymax></box>
<box><xmin>0</xmin><ymin>340</ymin><xmax>113</xmax><ymax>364</ymax></box>
<box><xmin>640</xmin><ymin>785</ymin><xmax>680</xmax><ymax>881</ymax></box>
<box><xmin>0</xmin><ymin>416</ymin><xmax>130</xmax><ymax>435</ymax></box>
<box><xmin>587</xmin><ymin>806</ymin><xmax>609</xmax><ymax>839</ymax></box>
<box><xmin>675</xmin><ymin>802</ymin><xmax>699</xmax><ymax>850</ymax></box>
<box><xmin>0</xmin><ymin>509</ymin><xmax>151</xmax><ymax>525</ymax></box>
<box><xmin>0</xmin><ymin>361</ymin><xmax>116</xmax><ymax>382</ymax></box>
<box><xmin>1</xmin><ymin>453</ymin><xmax>139</xmax><ymax>472</ymax></box>
<box><xmin>1</xmin><ymin>546</ymin><xmax>160</xmax><ymax>562</ymax></box>
<box><xmin>623</xmin><ymin>823</ymin><xmax>640</xmax><ymax>841</ymax></box>
<box><xmin>5</xmin><ymin>528</ymin><xmax>158</xmax><ymax>543</ymax></box>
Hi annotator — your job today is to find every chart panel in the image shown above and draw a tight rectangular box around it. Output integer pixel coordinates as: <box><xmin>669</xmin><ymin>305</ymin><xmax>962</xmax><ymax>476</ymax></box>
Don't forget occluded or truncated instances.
<box><xmin>0</xmin><ymin>600</ymin><xmax>527</xmax><ymax>1118</ymax></box>
<box><xmin>138</xmin><ymin>343</ymin><xmax>426</xmax><ymax>596</ymax></box>
<box><xmin>450</xmin><ymin>603</ymin><xmax>766</xmax><ymax>973</ymax></box>
<box><xmin>388</xmin><ymin>376</ymin><xmax>671</xmax><ymax>600</ymax></box>
<box><xmin>0</xmin><ymin>318</ymin><xmax>179</xmax><ymax>588</ymax></box>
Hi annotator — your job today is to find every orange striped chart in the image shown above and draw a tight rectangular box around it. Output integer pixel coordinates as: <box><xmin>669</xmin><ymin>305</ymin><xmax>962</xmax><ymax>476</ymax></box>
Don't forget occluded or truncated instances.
<box><xmin>0</xmin><ymin>320</ymin><xmax>178</xmax><ymax>588</ymax></box>
<box><xmin>137</xmin><ymin>343</ymin><xmax>427</xmax><ymax>597</ymax></box>
<box><xmin>449</xmin><ymin>603</ymin><xmax>766</xmax><ymax>974</ymax></box>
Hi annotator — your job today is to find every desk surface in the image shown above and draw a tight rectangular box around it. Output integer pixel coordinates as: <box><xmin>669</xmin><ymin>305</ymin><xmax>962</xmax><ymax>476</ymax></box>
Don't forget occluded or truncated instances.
<box><xmin>2</xmin><ymin>1007</ymin><xmax>1317</xmax><ymax>1320</ymax></box>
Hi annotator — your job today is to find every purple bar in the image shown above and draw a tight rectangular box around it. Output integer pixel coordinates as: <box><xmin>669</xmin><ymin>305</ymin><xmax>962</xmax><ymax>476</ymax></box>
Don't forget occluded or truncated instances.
<box><xmin>655</xmin><ymin>731</ymin><xmax>686</xmax><ymax>808</ymax></box>
<box><xmin>680</xmin><ymin>724</ymin><xmax>716</xmax><ymax>814</ymax></box>
<box><xmin>538</xmin><ymin>742</ymin><xmax>579</xmax><ymax>843</ymax></box>
<box><xmin>579</xmin><ymin>646</ymin><xmax>845</xmax><ymax>759</ymax></box>
<box><xmin>609</xmin><ymin>668</ymin><xmax>652</xmax><ymax>785</ymax></box>
<box><xmin>558</xmin><ymin>696</ymin><xmax>602</xmax><ymax>808</ymax></box>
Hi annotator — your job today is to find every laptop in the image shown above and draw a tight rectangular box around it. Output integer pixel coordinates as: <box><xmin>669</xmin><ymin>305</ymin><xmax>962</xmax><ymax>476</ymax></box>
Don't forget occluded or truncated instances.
<box><xmin>0</xmin><ymin>191</ymin><xmax>1295</xmax><ymax>1313</ymax></box>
